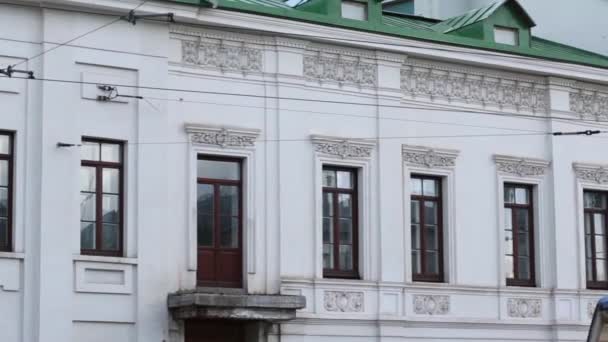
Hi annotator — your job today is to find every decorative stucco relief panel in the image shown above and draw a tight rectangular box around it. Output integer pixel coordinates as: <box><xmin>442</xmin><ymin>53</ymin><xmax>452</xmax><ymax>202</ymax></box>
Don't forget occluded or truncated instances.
<box><xmin>413</xmin><ymin>295</ymin><xmax>450</xmax><ymax>315</ymax></box>
<box><xmin>185</xmin><ymin>124</ymin><xmax>261</xmax><ymax>148</ymax></box>
<box><xmin>403</xmin><ymin>145</ymin><xmax>459</xmax><ymax>169</ymax></box>
<box><xmin>401</xmin><ymin>59</ymin><xmax>549</xmax><ymax>113</ymax></box>
<box><xmin>181</xmin><ymin>40</ymin><xmax>263</xmax><ymax>74</ymax></box>
<box><xmin>507</xmin><ymin>298</ymin><xmax>542</xmax><ymax>318</ymax></box>
<box><xmin>574</xmin><ymin>163</ymin><xmax>608</xmax><ymax>184</ymax></box>
<box><xmin>494</xmin><ymin>155</ymin><xmax>551</xmax><ymax>177</ymax></box>
<box><xmin>570</xmin><ymin>82</ymin><xmax>608</xmax><ymax>121</ymax></box>
<box><xmin>312</xmin><ymin>135</ymin><xmax>375</xmax><ymax>159</ymax></box>
<box><xmin>304</xmin><ymin>51</ymin><xmax>377</xmax><ymax>87</ymax></box>
<box><xmin>324</xmin><ymin>291</ymin><xmax>364</xmax><ymax>312</ymax></box>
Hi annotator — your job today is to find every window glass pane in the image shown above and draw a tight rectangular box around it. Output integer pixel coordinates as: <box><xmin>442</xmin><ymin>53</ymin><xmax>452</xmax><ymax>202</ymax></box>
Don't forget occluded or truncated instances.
<box><xmin>80</xmin><ymin>193</ymin><xmax>96</xmax><ymax>221</ymax></box>
<box><xmin>0</xmin><ymin>160</ymin><xmax>8</xmax><ymax>187</ymax></box>
<box><xmin>515</xmin><ymin>209</ymin><xmax>529</xmax><ymax>231</ymax></box>
<box><xmin>585</xmin><ymin>192</ymin><xmax>607</xmax><ymax>209</ymax></box>
<box><xmin>197</xmin><ymin>214</ymin><xmax>213</xmax><ymax>247</ymax></box>
<box><xmin>339</xmin><ymin>245</ymin><xmax>353</xmax><ymax>271</ymax></box>
<box><xmin>424</xmin><ymin>201</ymin><xmax>437</xmax><ymax>225</ymax></box>
<box><xmin>80</xmin><ymin>222</ymin><xmax>96</xmax><ymax>250</ymax></box>
<box><xmin>596</xmin><ymin>235</ymin><xmax>607</xmax><ymax>259</ymax></box>
<box><xmin>505</xmin><ymin>255</ymin><xmax>514</xmax><ymax>279</ymax></box>
<box><xmin>102</xmin><ymin>194</ymin><xmax>119</xmax><ymax>223</ymax></box>
<box><xmin>423</xmin><ymin>179</ymin><xmax>438</xmax><ymax>196</ymax></box>
<box><xmin>585</xmin><ymin>213</ymin><xmax>592</xmax><ymax>234</ymax></box>
<box><xmin>197</xmin><ymin>184</ymin><xmax>214</xmax><ymax>214</ymax></box>
<box><xmin>517</xmin><ymin>232</ymin><xmax>530</xmax><ymax>257</ymax></box>
<box><xmin>101</xmin><ymin>143</ymin><xmax>121</xmax><ymax>163</ymax></box>
<box><xmin>411</xmin><ymin>224</ymin><xmax>420</xmax><ymax>249</ymax></box>
<box><xmin>337</xmin><ymin>171</ymin><xmax>353</xmax><ymax>189</ymax></box>
<box><xmin>586</xmin><ymin>235</ymin><xmax>593</xmax><ymax>258</ymax></box>
<box><xmin>411</xmin><ymin>200</ymin><xmax>420</xmax><ymax>224</ymax></box>
<box><xmin>412</xmin><ymin>250</ymin><xmax>421</xmax><ymax>274</ymax></box>
<box><xmin>0</xmin><ymin>217</ymin><xmax>7</xmax><ymax>250</ymax></box>
<box><xmin>341</xmin><ymin>0</ymin><xmax>367</xmax><ymax>20</ymax></box>
<box><xmin>0</xmin><ymin>135</ymin><xmax>10</xmax><ymax>155</ymax></box>
<box><xmin>81</xmin><ymin>141</ymin><xmax>99</xmax><ymax>161</ymax></box>
<box><xmin>0</xmin><ymin>188</ymin><xmax>7</xmax><ymax>217</ymax></box>
<box><xmin>339</xmin><ymin>218</ymin><xmax>353</xmax><ymax>244</ymax></box>
<box><xmin>515</xmin><ymin>188</ymin><xmax>529</xmax><ymax>205</ymax></box>
<box><xmin>595</xmin><ymin>214</ymin><xmax>606</xmax><ymax>235</ymax></box>
<box><xmin>505</xmin><ymin>230</ymin><xmax>513</xmax><ymax>255</ymax></box>
<box><xmin>102</xmin><ymin>169</ymin><xmax>120</xmax><ymax>194</ymax></box>
<box><xmin>219</xmin><ymin>186</ymin><xmax>239</xmax><ymax>216</ymax></box>
<box><xmin>494</xmin><ymin>26</ymin><xmax>519</xmax><ymax>46</ymax></box>
<box><xmin>198</xmin><ymin>159</ymin><xmax>240</xmax><ymax>181</ymax></box>
<box><xmin>517</xmin><ymin>257</ymin><xmax>531</xmax><ymax>280</ymax></box>
<box><xmin>323</xmin><ymin>244</ymin><xmax>334</xmax><ymax>269</ymax></box>
<box><xmin>323</xmin><ymin>192</ymin><xmax>333</xmax><ymax>217</ymax></box>
<box><xmin>425</xmin><ymin>225</ymin><xmax>438</xmax><ymax>250</ymax></box>
<box><xmin>425</xmin><ymin>251</ymin><xmax>439</xmax><ymax>274</ymax></box>
<box><xmin>338</xmin><ymin>194</ymin><xmax>352</xmax><ymax>218</ymax></box>
<box><xmin>219</xmin><ymin>216</ymin><xmax>239</xmax><ymax>248</ymax></box>
<box><xmin>504</xmin><ymin>187</ymin><xmax>515</xmax><ymax>204</ymax></box>
<box><xmin>80</xmin><ymin>167</ymin><xmax>96</xmax><ymax>192</ymax></box>
<box><xmin>597</xmin><ymin>259</ymin><xmax>607</xmax><ymax>281</ymax></box>
<box><xmin>102</xmin><ymin>224</ymin><xmax>120</xmax><ymax>251</ymax></box>
<box><xmin>504</xmin><ymin>208</ymin><xmax>512</xmax><ymax>230</ymax></box>
<box><xmin>587</xmin><ymin>259</ymin><xmax>594</xmax><ymax>281</ymax></box>
<box><xmin>411</xmin><ymin>178</ymin><xmax>422</xmax><ymax>195</ymax></box>
<box><xmin>323</xmin><ymin>169</ymin><xmax>336</xmax><ymax>187</ymax></box>
<box><xmin>323</xmin><ymin>218</ymin><xmax>333</xmax><ymax>243</ymax></box>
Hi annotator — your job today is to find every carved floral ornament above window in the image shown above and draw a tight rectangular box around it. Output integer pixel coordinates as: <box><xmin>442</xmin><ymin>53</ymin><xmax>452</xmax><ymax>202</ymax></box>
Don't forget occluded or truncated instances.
<box><xmin>494</xmin><ymin>155</ymin><xmax>550</xmax><ymax>177</ymax></box>
<box><xmin>402</xmin><ymin>145</ymin><xmax>459</xmax><ymax>169</ymax></box>
<box><xmin>185</xmin><ymin>124</ymin><xmax>261</xmax><ymax>149</ymax></box>
<box><xmin>311</xmin><ymin>135</ymin><xmax>376</xmax><ymax>159</ymax></box>
<box><xmin>573</xmin><ymin>163</ymin><xmax>608</xmax><ymax>184</ymax></box>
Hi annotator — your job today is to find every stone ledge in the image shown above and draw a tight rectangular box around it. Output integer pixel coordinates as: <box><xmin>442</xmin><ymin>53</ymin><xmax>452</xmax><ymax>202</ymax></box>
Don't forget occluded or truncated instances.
<box><xmin>168</xmin><ymin>290</ymin><xmax>306</xmax><ymax>322</ymax></box>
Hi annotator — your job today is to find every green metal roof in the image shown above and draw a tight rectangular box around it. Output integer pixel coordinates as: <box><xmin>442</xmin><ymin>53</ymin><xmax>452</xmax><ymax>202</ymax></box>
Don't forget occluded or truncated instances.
<box><xmin>168</xmin><ymin>0</ymin><xmax>608</xmax><ymax>69</ymax></box>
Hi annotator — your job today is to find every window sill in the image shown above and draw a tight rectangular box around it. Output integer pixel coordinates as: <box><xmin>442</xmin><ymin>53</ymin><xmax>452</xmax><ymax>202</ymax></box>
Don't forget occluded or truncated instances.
<box><xmin>73</xmin><ymin>254</ymin><xmax>138</xmax><ymax>265</ymax></box>
<box><xmin>0</xmin><ymin>251</ymin><xmax>25</xmax><ymax>260</ymax></box>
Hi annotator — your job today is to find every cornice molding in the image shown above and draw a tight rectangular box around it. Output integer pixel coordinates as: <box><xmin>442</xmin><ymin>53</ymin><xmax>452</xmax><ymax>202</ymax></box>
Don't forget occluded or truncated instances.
<box><xmin>402</xmin><ymin>145</ymin><xmax>459</xmax><ymax>169</ymax></box>
<box><xmin>185</xmin><ymin>124</ymin><xmax>261</xmax><ymax>148</ymax></box>
<box><xmin>494</xmin><ymin>155</ymin><xmax>550</xmax><ymax>177</ymax></box>
<box><xmin>311</xmin><ymin>135</ymin><xmax>376</xmax><ymax>159</ymax></box>
<box><xmin>573</xmin><ymin>162</ymin><xmax>608</xmax><ymax>184</ymax></box>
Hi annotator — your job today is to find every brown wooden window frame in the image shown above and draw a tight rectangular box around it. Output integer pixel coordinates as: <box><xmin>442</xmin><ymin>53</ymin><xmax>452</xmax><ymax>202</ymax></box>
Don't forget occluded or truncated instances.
<box><xmin>80</xmin><ymin>137</ymin><xmax>124</xmax><ymax>257</ymax></box>
<box><xmin>0</xmin><ymin>131</ymin><xmax>14</xmax><ymax>252</ymax></box>
<box><xmin>584</xmin><ymin>190</ymin><xmax>608</xmax><ymax>290</ymax></box>
<box><xmin>504</xmin><ymin>183</ymin><xmax>536</xmax><ymax>287</ymax></box>
<box><xmin>410</xmin><ymin>174</ymin><xmax>445</xmax><ymax>283</ymax></box>
<box><xmin>196</xmin><ymin>155</ymin><xmax>244</xmax><ymax>288</ymax></box>
<box><xmin>322</xmin><ymin>166</ymin><xmax>359</xmax><ymax>279</ymax></box>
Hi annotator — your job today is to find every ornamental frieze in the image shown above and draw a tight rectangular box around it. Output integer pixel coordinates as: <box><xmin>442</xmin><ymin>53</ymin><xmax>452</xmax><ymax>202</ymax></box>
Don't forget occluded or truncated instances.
<box><xmin>311</xmin><ymin>135</ymin><xmax>375</xmax><ymax>159</ymax></box>
<box><xmin>507</xmin><ymin>298</ymin><xmax>541</xmax><ymax>318</ymax></box>
<box><xmin>182</xmin><ymin>40</ymin><xmax>263</xmax><ymax>74</ymax></box>
<box><xmin>570</xmin><ymin>90</ymin><xmax>608</xmax><ymax>121</ymax></box>
<box><xmin>324</xmin><ymin>291</ymin><xmax>364</xmax><ymax>313</ymax></box>
<box><xmin>401</xmin><ymin>60</ymin><xmax>548</xmax><ymax>113</ymax></box>
<box><xmin>573</xmin><ymin>163</ymin><xmax>608</xmax><ymax>184</ymax></box>
<box><xmin>402</xmin><ymin>145</ymin><xmax>459</xmax><ymax>169</ymax></box>
<box><xmin>413</xmin><ymin>295</ymin><xmax>450</xmax><ymax>315</ymax></box>
<box><xmin>494</xmin><ymin>155</ymin><xmax>550</xmax><ymax>177</ymax></box>
<box><xmin>304</xmin><ymin>52</ymin><xmax>377</xmax><ymax>87</ymax></box>
<box><xmin>185</xmin><ymin>124</ymin><xmax>260</xmax><ymax>148</ymax></box>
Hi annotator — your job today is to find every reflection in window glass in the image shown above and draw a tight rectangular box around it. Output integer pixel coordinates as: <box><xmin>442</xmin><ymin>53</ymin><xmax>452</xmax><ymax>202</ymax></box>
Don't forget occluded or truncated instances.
<box><xmin>584</xmin><ymin>191</ymin><xmax>608</xmax><ymax>289</ymax></box>
<box><xmin>0</xmin><ymin>133</ymin><xmax>12</xmax><ymax>252</ymax></box>
<box><xmin>504</xmin><ymin>184</ymin><xmax>534</xmax><ymax>286</ymax></box>
<box><xmin>197</xmin><ymin>158</ymin><xmax>240</xmax><ymax>181</ymax></box>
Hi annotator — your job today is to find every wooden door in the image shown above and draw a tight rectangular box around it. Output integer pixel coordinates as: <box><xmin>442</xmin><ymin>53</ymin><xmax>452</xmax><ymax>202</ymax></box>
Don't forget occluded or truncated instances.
<box><xmin>196</xmin><ymin>156</ymin><xmax>243</xmax><ymax>288</ymax></box>
<box><xmin>186</xmin><ymin>320</ymin><xmax>245</xmax><ymax>342</ymax></box>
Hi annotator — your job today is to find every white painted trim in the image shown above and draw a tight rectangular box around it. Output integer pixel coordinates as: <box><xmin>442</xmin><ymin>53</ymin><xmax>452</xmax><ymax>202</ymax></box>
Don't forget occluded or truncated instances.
<box><xmin>311</xmin><ymin>136</ymin><xmax>376</xmax><ymax>280</ymax></box>
<box><xmin>74</xmin><ymin>260</ymin><xmax>134</xmax><ymax>295</ymax></box>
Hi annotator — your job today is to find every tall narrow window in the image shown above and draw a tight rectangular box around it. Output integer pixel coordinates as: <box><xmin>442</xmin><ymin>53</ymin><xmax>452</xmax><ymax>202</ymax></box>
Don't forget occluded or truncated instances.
<box><xmin>584</xmin><ymin>191</ymin><xmax>608</xmax><ymax>289</ymax></box>
<box><xmin>504</xmin><ymin>184</ymin><xmax>535</xmax><ymax>286</ymax></box>
<box><xmin>80</xmin><ymin>138</ymin><xmax>123</xmax><ymax>256</ymax></box>
<box><xmin>197</xmin><ymin>156</ymin><xmax>243</xmax><ymax>288</ymax></box>
<box><xmin>323</xmin><ymin>167</ymin><xmax>358</xmax><ymax>278</ymax></box>
<box><xmin>410</xmin><ymin>175</ymin><xmax>444</xmax><ymax>282</ymax></box>
<box><xmin>0</xmin><ymin>133</ymin><xmax>13</xmax><ymax>252</ymax></box>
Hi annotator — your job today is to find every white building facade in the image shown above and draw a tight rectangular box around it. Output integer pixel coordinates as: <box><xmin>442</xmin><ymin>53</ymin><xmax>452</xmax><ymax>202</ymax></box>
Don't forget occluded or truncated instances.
<box><xmin>1</xmin><ymin>0</ymin><xmax>608</xmax><ymax>341</ymax></box>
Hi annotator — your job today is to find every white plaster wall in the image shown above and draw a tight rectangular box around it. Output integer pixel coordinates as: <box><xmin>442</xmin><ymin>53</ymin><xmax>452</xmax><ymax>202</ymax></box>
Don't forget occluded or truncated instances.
<box><xmin>0</xmin><ymin>1</ymin><xmax>607</xmax><ymax>341</ymax></box>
